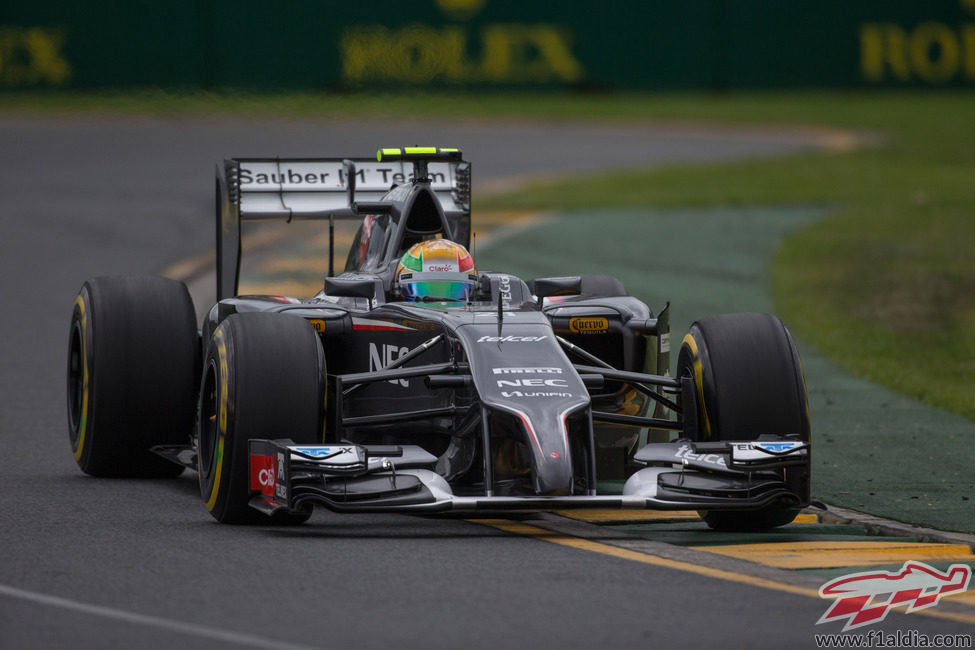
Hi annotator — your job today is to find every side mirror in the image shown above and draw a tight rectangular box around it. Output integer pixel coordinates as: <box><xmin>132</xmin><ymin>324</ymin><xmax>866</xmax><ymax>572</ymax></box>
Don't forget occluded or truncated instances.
<box><xmin>533</xmin><ymin>276</ymin><xmax>582</xmax><ymax>309</ymax></box>
<box><xmin>324</xmin><ymin>277</ymin><xmax>377</xmax><ymax>307</ymax></box>
<box><xmin>353</xmin><ymin>201</ymin><xmax>393</xmax><ymax>215</ymax></box>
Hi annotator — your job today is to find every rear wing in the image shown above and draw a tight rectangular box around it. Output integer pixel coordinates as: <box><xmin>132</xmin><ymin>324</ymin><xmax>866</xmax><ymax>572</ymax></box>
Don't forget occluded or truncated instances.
<box><xmin>215</xmin><ymin>154</ymin><xmax>472</xmax><ymax>300</ymax></box>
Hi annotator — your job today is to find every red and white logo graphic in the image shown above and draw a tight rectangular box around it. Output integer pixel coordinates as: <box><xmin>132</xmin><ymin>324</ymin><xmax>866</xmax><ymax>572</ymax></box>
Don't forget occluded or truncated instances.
<box><xmin>817</xmin><ymin>561</ymin><xmax>971</xmax><ymax>631</ymax></box>
<box><xmin>424</xmin><ymin>261</ymin><xmax>458</xmax><ymax>273</ymax></box>
<box><xmin>249</xmin><ymin>454</ymin><xmax>276</xmax><ymax>496</ymax></box>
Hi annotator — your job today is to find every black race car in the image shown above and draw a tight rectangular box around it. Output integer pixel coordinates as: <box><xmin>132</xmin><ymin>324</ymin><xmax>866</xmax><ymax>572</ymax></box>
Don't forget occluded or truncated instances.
<box><xmin>67</xmin><ymin>147</ymin><xmax>811</xmax><ymax>531</ymax></box>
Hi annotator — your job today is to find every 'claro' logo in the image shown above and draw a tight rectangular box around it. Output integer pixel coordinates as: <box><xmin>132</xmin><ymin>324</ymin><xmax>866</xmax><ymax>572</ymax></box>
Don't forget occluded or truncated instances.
<box><xmin>569</xmin><ymin>317</ymin><xmax>609</xmax><ymax>334</ymax></box>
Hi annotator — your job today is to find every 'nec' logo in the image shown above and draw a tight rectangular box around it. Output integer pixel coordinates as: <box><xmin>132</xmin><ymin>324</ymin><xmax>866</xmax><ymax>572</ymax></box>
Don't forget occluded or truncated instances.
<box><xmin>496</xmin><ymin>378</ymin><xmax>569</xmax><ymax>388</ymax></box>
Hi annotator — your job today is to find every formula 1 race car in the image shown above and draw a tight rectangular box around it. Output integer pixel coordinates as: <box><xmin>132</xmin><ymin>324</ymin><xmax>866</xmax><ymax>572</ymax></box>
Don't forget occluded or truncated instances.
<box><xmin>67</xmin><ymin>147</ymin><xmax>811</xmax><ymax>531</ymax></box>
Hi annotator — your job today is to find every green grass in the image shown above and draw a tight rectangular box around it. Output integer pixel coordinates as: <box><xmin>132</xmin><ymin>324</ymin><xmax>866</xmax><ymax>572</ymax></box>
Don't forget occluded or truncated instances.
<box><xmin>6</xmin><ymin>89</ymin><xmax>972</xmax><ymax>420</ymax></box>
<box><xmin>3</xmin><ymin>88</ymin><xmax>962</xmax><ymax>125</ymax></box>
<box><xmin>4</xmin><ymin>88</ymin><xmax>758</xmax><ymax>119</ymax></box>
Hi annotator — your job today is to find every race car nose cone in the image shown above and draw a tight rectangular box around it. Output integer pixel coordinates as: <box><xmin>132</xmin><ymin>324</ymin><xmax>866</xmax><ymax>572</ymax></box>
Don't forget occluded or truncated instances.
<box><xmin>531</xmin><ymin>451</ymin><xmax>574</xmax><ymax>496</ymax></box>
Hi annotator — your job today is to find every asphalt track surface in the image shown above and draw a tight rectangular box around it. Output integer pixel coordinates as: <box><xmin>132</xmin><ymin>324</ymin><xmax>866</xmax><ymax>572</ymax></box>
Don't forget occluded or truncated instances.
<box><xmin>2</xmin><ymin>115</ymin><xmax>972</xmax><ymax>649</ymax></box>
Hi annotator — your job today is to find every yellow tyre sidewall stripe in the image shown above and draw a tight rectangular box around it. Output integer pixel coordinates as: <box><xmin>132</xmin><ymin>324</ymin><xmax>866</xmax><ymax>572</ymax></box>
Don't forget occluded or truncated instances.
<box><xmin>71</xmin><ymin>295</ymin><xmax>90</xmax><ymax>462</ymax></box>
<box><xmin>680</xmin><ymin>332</ymin><xmax>712</xmax><ymax>439</ymax></box>
<box><xmin>203</xmin><ymin>327</ymin><xmax>229</xmax><ymax>513</ymax></box>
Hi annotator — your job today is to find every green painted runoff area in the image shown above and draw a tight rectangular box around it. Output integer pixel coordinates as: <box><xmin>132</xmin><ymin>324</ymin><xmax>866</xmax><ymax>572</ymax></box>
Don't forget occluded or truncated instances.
<box><xmin>476</xmin><ymin>207</ymin><xmax>975</xmax><ymax>535</ymax></box>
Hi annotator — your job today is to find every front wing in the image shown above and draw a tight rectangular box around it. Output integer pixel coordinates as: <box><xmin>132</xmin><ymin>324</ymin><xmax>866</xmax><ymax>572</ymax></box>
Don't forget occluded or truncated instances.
<box><xmin>248</xmin><ymin>437</ymin><xmax>810</xmax><ymax>515</ymax></box>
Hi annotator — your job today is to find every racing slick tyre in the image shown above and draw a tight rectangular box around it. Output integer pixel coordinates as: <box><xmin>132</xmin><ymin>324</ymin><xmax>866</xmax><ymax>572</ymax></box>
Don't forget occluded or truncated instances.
<box><xmin>198</xmin><ymin>312</ymin><xmax>326</xmax><ymax>525</ymax></box>
<box><xmin>67</xmin><ymin>275</ymin><xmax>197</xmax><ymax>478</ymax></box>
<box><xmin>677</xmin><ymin>312</ymin><xmax>810</xmax><ymax>532</ymax></box>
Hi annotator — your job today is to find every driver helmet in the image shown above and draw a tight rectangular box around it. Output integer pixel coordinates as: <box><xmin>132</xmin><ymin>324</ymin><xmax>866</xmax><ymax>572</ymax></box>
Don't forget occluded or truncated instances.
<box><xmin>396</xmin><ymin>240</ymin><xmax>478</xmax><ymax>302</ymax></box>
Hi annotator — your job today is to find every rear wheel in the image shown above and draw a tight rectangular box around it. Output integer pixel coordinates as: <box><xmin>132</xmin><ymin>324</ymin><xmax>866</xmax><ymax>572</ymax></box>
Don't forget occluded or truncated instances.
<box><xmin>677</xmin><ymin>312</ymin><xmax>810</xmax><ymax>531</ymax></box>
<box><xmin>67</xmin><ymin>275</ymin><xmax>198</xmax><ymax>477</ymax></box>
<box><xmin>198</xmin><ymin>312</ymin><xmax>326</xmax><ymax>524</ymax></box>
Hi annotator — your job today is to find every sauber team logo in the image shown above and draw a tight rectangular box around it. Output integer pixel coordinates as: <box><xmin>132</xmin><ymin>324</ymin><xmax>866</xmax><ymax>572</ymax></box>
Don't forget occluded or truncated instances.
<box><xmin>817</xmin><ymin>561</ymin><xmax>972</xmax><ymax>631</ymax></box>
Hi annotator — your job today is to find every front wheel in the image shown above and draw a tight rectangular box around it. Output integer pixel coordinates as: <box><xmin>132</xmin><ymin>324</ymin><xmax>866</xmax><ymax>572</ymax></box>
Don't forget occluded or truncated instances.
<box><xmin>198</xmin><ymin>312</ymin><xmax>326</xmax><ymax>524</ymax></box>
<box><xmin>67</xmin><ymin>275</ymin><xmax>197</xmax><ymax>477</ymax></box>
<box><xmin>677</xmin><ymin>312</ymin><xmax>810</xmax><ymax>531</ymax></box>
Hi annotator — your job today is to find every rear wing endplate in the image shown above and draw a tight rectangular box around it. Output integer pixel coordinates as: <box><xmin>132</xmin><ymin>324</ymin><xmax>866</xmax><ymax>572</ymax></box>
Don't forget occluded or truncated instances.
<box><xmin>215</xmin><ymin>156</ymin><xmax>472</xmax><ymax>300</ymax></box>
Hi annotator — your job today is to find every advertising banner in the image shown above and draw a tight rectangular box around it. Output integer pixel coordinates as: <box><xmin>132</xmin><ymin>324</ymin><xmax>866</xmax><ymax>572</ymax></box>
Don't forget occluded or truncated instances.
<box><xmin>3</xmin><ymin>0</ymin><xmax>974</xmax><ymax>91</ymax></box>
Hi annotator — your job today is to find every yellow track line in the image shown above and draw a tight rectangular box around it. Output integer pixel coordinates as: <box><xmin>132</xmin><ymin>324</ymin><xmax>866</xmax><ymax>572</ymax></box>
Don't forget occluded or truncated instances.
<box><xmin>471</xmin><ymin>518</ymin><xmax>975</xmax><ymax>626</ymax></box>
<box><xmin>474</xmin><ymin>518</ymin><xmax>820</xmax><ymax>598</ymax></box>
<box><xmin>692</xmin><ymin>541</ymin><xmax>975</xmax><ymax>570</ymax></box>
<box><xmin>553</xmin><ymin>509</ymin><xmax>819</xmax><ymax>524</ymax></box>
<box><xmin>553</xmin><ymin>509</ymin><xmax>701</xmax><ymax>522</ymax></box>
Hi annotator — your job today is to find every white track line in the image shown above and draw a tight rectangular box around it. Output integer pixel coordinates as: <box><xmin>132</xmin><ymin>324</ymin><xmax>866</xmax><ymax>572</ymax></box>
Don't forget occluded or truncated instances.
<box><xmin>0</xmin><ymin>583</ymin><xmax>325</xmax><ymax>650</ymax></box>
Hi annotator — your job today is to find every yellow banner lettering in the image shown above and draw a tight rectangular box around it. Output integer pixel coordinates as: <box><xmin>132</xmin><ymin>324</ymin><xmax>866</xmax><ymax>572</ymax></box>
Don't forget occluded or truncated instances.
<box><xmin>860</xmin><ymin>20</ymin><xmax>975</xmax><ymax>84</ymax></box>
<box><xmin>480</xmin><ymin>24</ymin><xmax>513</xmax><ymax>82</ymax></box>
<box><xmin>341</xmin><ymin>23</ymin><xmax>585</xmax><ymax>86</ymax></box>
<box><xmin>965</xmin><ymin>24</ymin><xmax>975</xmax><ymax>79</ymax></box>
<box><xmin>910</xmin><ymin>21</ymin><xmax>960</xmax><ymax>83</ymax></box>
<box><xmin>531</xmin><ymin>25</ymin><xmax>583</xmax><ymax>82</ymax></box>
<box><xmin>860</xmin><ymin>23</ymin><xmax>911</xmax><ymax>82</ymax></box>
<box><xmin>0</xmin><ymin>26</ymin><xmax>70</xmax><ymax>86</ymax></box>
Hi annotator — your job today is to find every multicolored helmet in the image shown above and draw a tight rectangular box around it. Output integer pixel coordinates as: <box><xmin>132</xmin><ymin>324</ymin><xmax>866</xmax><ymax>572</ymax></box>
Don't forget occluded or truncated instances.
<box><xmin>396</xmin><ymin>240</ymin><xmax>478</xmax><ymax>302</ymax></box>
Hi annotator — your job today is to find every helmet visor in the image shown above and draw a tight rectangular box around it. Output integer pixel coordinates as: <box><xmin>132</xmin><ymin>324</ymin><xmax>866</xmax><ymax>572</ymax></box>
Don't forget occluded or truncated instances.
<box><xmin>399</xmin><ymin>271</ymin><xmax>476</xmax><ymax>301</ymax></box>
